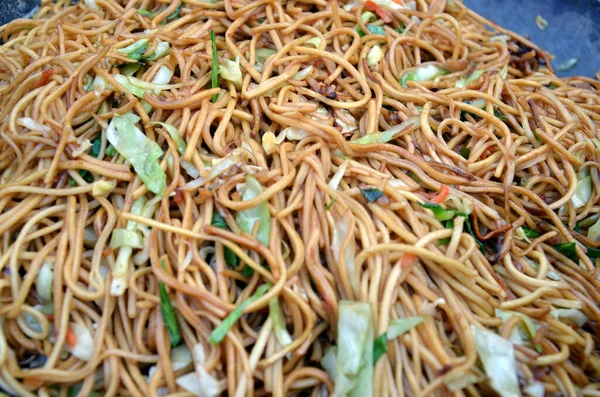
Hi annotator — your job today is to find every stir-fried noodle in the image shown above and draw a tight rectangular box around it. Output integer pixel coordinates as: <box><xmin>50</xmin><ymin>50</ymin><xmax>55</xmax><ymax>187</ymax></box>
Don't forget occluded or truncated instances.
<box><xmin>1</xmin><ymin>0</ymin><xmax>600</xmax><ymax>395</ymax></box>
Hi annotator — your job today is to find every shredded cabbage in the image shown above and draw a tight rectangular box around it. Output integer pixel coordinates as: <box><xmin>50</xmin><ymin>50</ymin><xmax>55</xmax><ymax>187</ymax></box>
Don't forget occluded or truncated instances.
<box><xmin>293</xmin><ymin>65</ymin><xmax>314</xmax><ymax>80</ymax></box>
<box><xmin>106</xmin><ymin>112</ymin><xmax>167</xmax><ymax>195</ymax></box>
<box><xmin>92</xmin><ymin>180</ymin><xmax>117</xmax><ymax>196</ymax></box>
<box><xmin>149</xmin><ymin>121</ymin><xmax>186</xmax><ymax>155</ymax></box>
<box><xmin>110</xmin><ymin>229</ymin><xmax>144</xmax><ymax>249</ymax></box>
<box><xmin>327</xmin><ymin>301</ymin><xmax>374</xmax><ymax>397</ymax></box>
<box><xmin>387</xmin><ymin>317</ymin><xmax>424</xmax><ymax>339</ymax></box>
<box><xmin>588</xmin><ymin>217</ymin><xmax>600</xmax><ymax>241</ymax></box>
<box><xmin>470</xmin><ymin>325</ymin><xmax>520</xmax><ymax>397</ymax></box>
<box><xmin>219</xmin><ymin>56</ymin><xmax>242</xmax><ymax>89</ymax></box>
<box><xmin>353</xmin><ymin>117</ymin><xmax>420</xmax><ymax>144</ymax></box>
<box><xmin>551</xmin><ymin>308</ymin><xmax>588</xmax><ymax>327</ymax></box>
<box><xmin>114</xmin><ymin>73</ymin><xmax>175</xmax><ymax>98</ymax></box>
<box><xmin>366</xmin><ymin>45</ymin><xmax>383</xmax><ymax>66</ymax></box>
<box><xmin>144</xmin><ymin>39</ymin><xmax>171</xmax><ymax>61</ymax></box>
<box><xmin>117</xmin><ymin>39</ymin><xmax>149</xmax><ymax>60</ymax></box>
<box><xmin>269</xmin><ymin>298</ymin><xmax>292</xmax><ymax>347</ymax></box>
<box><xmin>524</xmin><ymin>381</ymin><xmax>545</xmax><ymax>397</ymax></box>
<box><xmin>36</xmin><ymin>262</ymin><xmax>53</xmax><ymax>302</ymax></box>
<box><xmin>401</xmin><ymin>65</ymin><xmax>448</xmax><ymax>88</ymax></box>
<box><xmin>331</xmin><ymin>210</ymin><xmax>359</xmax><ymax>297</ymax></box>
<box><xmin>84</xmin><ymin>0</ymin><xmax>100</xmax><ymax>10</ymax></box>
<box><xmin>110</xmin><ymin>196</ymin><xmax>146</xmax><ymax>296</ymax></box>
<box><xmin>18</xmin><ymin>117</ymin><xmax>51</xmax><ymax>133</ymax></box>
<box><xmin>495</xmin><ymin>309</ymin><xmax>540</xmax><ymax>346</ymax></box>
<box><xmin>328</xmin><ymin>160</ymin><xmax>349</xmax><ymax>190</ymax></box>
<box><xmin>256</xmin><ymin>48</ymin><xmax>277</xmax><ymax>59</ymax></box>
<box><xmin>455</xmin><ymin>70</ymin><xmax>484</xmax><ymax>88</ymax></box>
<box><xmin>175</xmin><ymin>344</ymin><xmax>224</xmax><ymax>397</ymax></box>
<box><xmin>236</xmin><ymin>175</ymin><xmax>271</xmax><ymax>247</ymax></box>
<box><xmin>182</xmin><ymin>152</ymin><xmax>240</xmax><ymax>190</ymax></box>
<box><xmin>490</xmin><ymin>34</ymin><xmax>511</xmax><ymax>44</ymax></box>
<box><xmin>305</xmin><ymin>37</ymin><xmax>322</xmax><ymax>48</ymax></box>
<box><xmin>572</xmin><ymin>174</ymin><xmax>592</xmax><ymax>209</ymax></box>
<box><xmin>335</xmin><ymin>109</ymin><xmax>357</xmax><ymax>134</ymax></box>
<box><xmin>70</xmin><ymin>322</ymin><xmax>95</xmax><ymax>361</ymax></box>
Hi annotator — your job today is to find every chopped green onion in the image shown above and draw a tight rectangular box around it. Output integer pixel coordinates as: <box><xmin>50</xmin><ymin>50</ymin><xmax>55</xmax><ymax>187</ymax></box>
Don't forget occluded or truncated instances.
<box><xmin>360</xmin><ymin>188</ymin><xmax>383</xmax><ymax>203</ymax></box>
<box><xmin>554</xmin><ymin>242</ymin><xmax>577</xmax><ymax>261</ymax></box>
<box><xmin>211</xmin><ymin>212</ymin><xmax>239</xmax><ymax>268</ymax></box>
<box><xmin>137</xmin><ymin>9</ymin><xmax>156</xmax><ymax>16</ymax></box>
<box><xmin>366</xmin><ymin>24</ymin><xmax>385</xmax><ymax>35</ymax></box>
<box><xmin>209</xmin><ymin>283</ymin><xmax>272</xmax><ymax>344</ymax></box>
<box><xmin>89</xmin><ymin>137</ymin><xmax>101</xmax><ymax>158</ymax></box>
<box><xmin>361</xmin><ymin>11</ymin><xmax>377</xmax><ymax>24</ymax></box>
<box><xmin>372</xmin><ymin>333</ymin><xmax>388</xmax><ymax>363</ymax></box>
<box><xmin>159</xmin><ymin>278</ymin><xmax>181</xmax><ymax>347</ymax></box>
<box><xmin>419</xmin><ymin>203</ymin><xmax>467</xmax><ymax>222</ymax></box>
<box><xmin>210</xmin><ymin>30</ymin><xmax>219</xmax><ymax>102</ymax></box>
<box><xmin>325</xmin><ymin>196</ymin><xmax>336</xmax><ymax>210</ymax></box>
<box><xmin>522</xmin><ymin>227</ymin><xmax>540</xmax><ymax>239</ymax></box>
<box><xmin>494</xmin><ymin>109</ymin><xmax>507</xmax><ymax>120</ymax></box>
<box><xmin>460</xmin><ymin>146</ymin><xmax>470</xmax><ymax>159</ymax></box>
<box><xmin>166</xmin><ymin>3</ymin><xmax>183</xmax><ymax>22</ymax></box>
<box><xmin>354</xmin><ymin>25</ymin><xmax>366</xmax><ymax>37</ymax></box>
<box><xmin>105</xmin><ymin>144</ymin><xmax>116</xmax><ymax>157</ymax></box>
<box><xmin>79</xmin><ymin>169</ymin><xmax>94</xmax><ymax>183</ymax></box>
<box><xmin>243</xmin><ymin>265</ymin><xmax>255</xmax><ymax>277</ymax></box>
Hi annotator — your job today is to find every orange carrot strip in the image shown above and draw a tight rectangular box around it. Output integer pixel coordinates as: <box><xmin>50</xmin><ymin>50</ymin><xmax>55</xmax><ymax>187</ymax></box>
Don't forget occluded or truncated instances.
<box><xmin>431</xmin><ymin>185</ymin><xmax>449</xmax><ymax>204</ymax></box>
<box><xmin>401</xmin><ymin>253</ymin><xmax>416</xmax><ymax>268</ymax></box>
<box><xmin>66</xmin><ymin>325</ymin><xmax>77</xmax><ymax>347</ymax></box>
<box><xmin>364</xmin><ymin>1</ymin><xmax>393</xmax><ymax>23</ymax></box>
<box><xmin>34</xmin><ymin>68</ymin><xmax>54</xmax><ymax>89</ymax></box>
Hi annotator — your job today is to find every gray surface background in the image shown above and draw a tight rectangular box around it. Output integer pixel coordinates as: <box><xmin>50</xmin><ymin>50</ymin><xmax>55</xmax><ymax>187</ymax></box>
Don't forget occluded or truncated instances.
<box><xmin>466</xmin><ymin>0</ymin><xmax>600</xmax><ymax>78</ymax></box>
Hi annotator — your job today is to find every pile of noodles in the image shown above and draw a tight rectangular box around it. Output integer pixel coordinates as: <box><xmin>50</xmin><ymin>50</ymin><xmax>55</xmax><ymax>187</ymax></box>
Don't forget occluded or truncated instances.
<box><xmin>1</xmin><ymin>0</ymin><xmax>600</xmax><ymax>395</ymax></box>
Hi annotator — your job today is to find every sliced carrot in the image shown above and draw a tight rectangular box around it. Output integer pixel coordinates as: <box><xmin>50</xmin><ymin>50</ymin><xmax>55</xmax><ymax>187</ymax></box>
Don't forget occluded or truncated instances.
<box><xmin>392</xmin><ymin>0</ymin><xmax>405</xmax><ymax>4</ymax></box>
<box><xmin>23</xmin><ymin>377</ymin><xmax>44</xmax><ymax>389</ymax></box>
<box><xmin>364</xmin><ymin>1</ymin><xmax>393</xmax><ymax>23</ymax></box>
<box><xmin>401</xmin><ymin>253</ymin><xmax>417</xmax><ymax>268</ymax></box>
<box><xmin>102</xmin><ymin>246</ymin><xmax>113</xmax><ymax>257</ymax></box>
<box><xmin>34</xmin><ymin>68</ymin><xmax>54</xmax><ymax>89</ymax></box>
<box><xmin>431</xmin><ymin>185</ymin><xmax>449</xmax><ymax>204</ymax></box>
<box><xmin>66</xmin><ymin>325</ymin><xmax>77</xmax><ymax>347</ymax></box>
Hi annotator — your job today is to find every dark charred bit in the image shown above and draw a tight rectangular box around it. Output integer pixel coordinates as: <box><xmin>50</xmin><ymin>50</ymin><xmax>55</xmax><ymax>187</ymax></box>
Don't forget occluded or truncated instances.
<box><xmin>388</xmin><ymin>111</ymin><xmax>402</xmax><ymax>126</ymax></box>
<box><xmin>437</xmin><ymin>365</ymin><xmax>453</xmax><ymax>376</ymax></box>
<box><xmin>508</xmin><ymin>40</ymin><xmax>548</xmax><ymax>76</ymax></box>
<box><xmin>318</xmin><ymin>83</ymin><xmax>337</xmax><ymax>99</ymax></box>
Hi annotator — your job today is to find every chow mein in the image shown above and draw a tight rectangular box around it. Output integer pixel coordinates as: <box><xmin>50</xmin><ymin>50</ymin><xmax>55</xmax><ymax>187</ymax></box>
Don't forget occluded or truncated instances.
<box><xmin>1</xmin><ymin>0</ymin><xmax>599</xmax><ymax>395</ymax></box>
